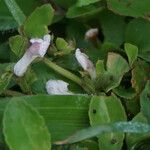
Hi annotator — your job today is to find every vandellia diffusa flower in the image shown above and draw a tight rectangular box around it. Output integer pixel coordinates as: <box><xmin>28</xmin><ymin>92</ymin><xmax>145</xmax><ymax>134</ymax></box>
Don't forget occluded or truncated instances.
<box><xmin>75</xmin><ymin>48</ymin><xmax>96</xmax><ymax>80</ymax></box>
<box><xmin>14</xmin><ymin>34</ymin><xmax>51</xmax><ymax>77</ymax></box>
<box><xmin>46</xmin><ymin>80</ymin><xmax>72</xmax><ymax>95</ymax></box>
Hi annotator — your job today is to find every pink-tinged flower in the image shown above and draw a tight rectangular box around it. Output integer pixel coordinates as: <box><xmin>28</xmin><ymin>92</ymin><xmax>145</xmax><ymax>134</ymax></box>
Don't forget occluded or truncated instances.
<box><xmin>75</xmin><ymin>48</ymin><xmax>96</xmax><ymax>80</ymax></box>
<box><xmin>46</xmin><ymin>80</ymin><xmax>72</xmax><ymax>95</ymax></box>
<box><xmin>85</xmin><ymin>28</ymin><xmax>98</xmax><ymax>40</ymax></box>
<box><xmin>14</xmin><ymin>34</ymin><xmax>51</xmax><ymax>77</ymax></box>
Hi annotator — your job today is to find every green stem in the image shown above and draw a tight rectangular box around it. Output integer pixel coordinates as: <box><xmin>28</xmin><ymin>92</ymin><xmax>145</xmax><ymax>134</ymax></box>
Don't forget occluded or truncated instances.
<box><xmin>43</xmin><ymin>58</ymin><xmax>95</xmax><ymax>93</ymax></box>
<box><xmin>3</xmin><ymin>90</ymin><xmax>25</xmax><ymax>97</ymax></box>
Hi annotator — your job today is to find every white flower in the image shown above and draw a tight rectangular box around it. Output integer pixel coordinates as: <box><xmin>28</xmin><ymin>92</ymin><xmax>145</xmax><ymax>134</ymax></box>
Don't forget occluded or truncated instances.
<box><xmin>75</xmin><ymin>48</ymin><xmax>96</xmax><ymax>80</ymax></box>
<box><xmin>14</xmin><ymin>34</ymin><xmax>51</xmax><ymax>77</ymax></box>
<box><xmin>85</xmin><ymin>28</ymin><xmax>98</xmax><ymax>40</ymax></box>
<box><xmin>46</xmin><ymin>80</ymin><xmax>72</xmax><ymax>95</ymax></box>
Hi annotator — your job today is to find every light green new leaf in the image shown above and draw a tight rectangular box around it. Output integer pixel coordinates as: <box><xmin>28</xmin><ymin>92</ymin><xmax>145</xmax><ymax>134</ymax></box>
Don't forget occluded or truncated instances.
<box><xmin>3</xmin><ymin>99</ymin><xmax>51</xmax><ymax>150</ymax></box>
<box><xmin>125</xmin><ymin>43</ymin><xmax>138</xmax><ymax>67</ymax></box>
<box><xmin>9</xmin><ymin>35</ymin><xmax>28</xmax><ymax>61</ymax></box>
<box><xmin>89</xmin><ymin>95</ymin><xmax>126</xmax><ymax>150</ymax></box>
<box><xmin>4</xmin><ymin>0</ymin><xmax>26</xmax><ymax>25</ymax></box>
<box><xmin>101</xmin><ymin>52</ymin><xmax>129</xmax><ymax>92</ymax></box>
<box><xmin>106</xmin><ymin>0</ymin><xmax>150</xmax><ymax>19</ymax></box>
<box><xmin>24</xmin><ymin>4</ymin><xmax>54</xmax><ymax>38</ymax></box>
<box><xmin>55</xmin><ymin>38</ymin><xmax>74</xmax><ymax>55</ymax></box>
<box><xmin>140</xmin><ymin>80</ymin><xmax>150</xmax><ymax>123</ymax></box>
<box><xmin>107</xmin><ymin>52</ymin><xmax>129</xmax><ymax>77</ymax></box>
<box><xmin>96</xmin><ymin>53</ymin><xmax>130</xmax><ymax>92</ymax></box>
<box><xmin>76</xmin><ymin>0</ymin><xmax>100</xmax><ymax>7</ymax></box>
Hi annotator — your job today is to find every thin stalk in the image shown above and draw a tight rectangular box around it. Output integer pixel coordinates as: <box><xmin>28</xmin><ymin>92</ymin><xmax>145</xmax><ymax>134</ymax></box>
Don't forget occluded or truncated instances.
<box><xmin>43</xmin><ymin>58</ymin><xmax>95</xmax><ymax>93</ymax></box>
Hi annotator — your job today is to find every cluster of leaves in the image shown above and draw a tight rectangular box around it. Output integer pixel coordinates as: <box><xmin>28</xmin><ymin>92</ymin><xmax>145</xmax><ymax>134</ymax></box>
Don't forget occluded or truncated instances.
<box><xmin>0</xmin><ymin>0</ymin><xmax>150</xmax><ymax>150</ymax></box>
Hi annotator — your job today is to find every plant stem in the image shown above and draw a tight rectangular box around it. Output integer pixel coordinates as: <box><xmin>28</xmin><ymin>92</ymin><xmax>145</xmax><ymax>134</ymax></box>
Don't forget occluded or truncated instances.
<box><xmin>3</xmin><ymin>90</ymin><xmax>25</xmax><ymax>97</ymax></box>
<box><xmin>43</xmin><ymin>58</ymin><xmax>95</xmax><ymax>93</ymax></box>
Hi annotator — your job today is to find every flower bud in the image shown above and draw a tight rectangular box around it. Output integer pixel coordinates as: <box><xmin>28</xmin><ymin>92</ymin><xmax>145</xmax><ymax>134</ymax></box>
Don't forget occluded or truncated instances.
<box><xmin>46</xmin><ymin>80</ymin><xmax>72</xmax><ymax>95</ymax></box>
<box><xmin>85</xmin><ymin>28</ymin><xmax>98</xmax><ymax>40</ymax></box>
<box><xmin>75</xmin><ymin>48</ymin><xmax>96</xmax><ymax>80</ymax></box>
<box><xmin>14</xmin><ymin>34</ymin><xmax>51</xmax><ymax>77</ymax></box>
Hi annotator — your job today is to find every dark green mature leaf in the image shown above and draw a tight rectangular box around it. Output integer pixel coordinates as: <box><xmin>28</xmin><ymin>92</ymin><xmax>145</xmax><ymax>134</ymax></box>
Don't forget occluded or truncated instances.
<box><xmin>0</xmin><ymin>17</ymin><xmax>17</xmax><ymax>31</ymax></box>
<box><xmin>0</xmin><ymin>72</ymin><xmax>13</xmax><ymax>94</ymax></box>
<box><xmin>0</xmin><ymin>95</ymin><xmax>90</xmax><ymax>141</ymax></box>
<box><xmin>76</xmin><ymin>0</ymin><xmax>100</xmax><ymax>7</ymax></box>
<box><xmin>140</xmin><ymin>80</ymin><xmax>150</xmax><ymax>123</ymax></box>
<box><xmin>24</xmin><ymin>4</ymin><xmax>54</xmax><ymax>38</ymax></box>
<box><xmin>4</xmin><ymin>0</ymin><xmax>26</xmax><ymax>26</ymax></box>
<box><xmin>107</xmin><ymin>0</ymin><xmax>150</xmax><ymax>19</ymax></box>
<box><xmin>131</xmin><ymin>60</ymin><xmax>150</xmax><ymax>93</ymax></box>
<box><xmin>125</xmin><ymin>19</ymin><xmax>150</xmax><ymax>53</ymax></box>
<box><xmin>3</xmin><ymin>99</ymin><xmax>51</xmax><ymax>150</ymax></box>
<box><xmin>139</xmin><ymin>51</ymin><xmax>150</xmax><ymax>63</ymax></box>
<box><xmin>126</xmin><ymin>113</ymin><xmax>150</xmax><ymax>149</ymax></box>
<box><xmin>0</xmin><ymin>43</ymin><xmax>10</xmax><ymax>62</ymax></box>
<box><xmin>113</xmin><ymin>86</ymin><xmax>136</xmax><ymax>99</ymax></box>
<box><xmin>66</xmin><ymin>4</ymin><xmax>103</xmax><ymax>18</ymax></box>
<box><xmin>125</xmin><ymin>43</ymin><xmax>138</xmax><ymax>67</ymax></box>
<box><xmin>99</xmin><ymin>10</ymin><xmax>126</xmax><ymax>47</ymax></box>
<box><xmin>89</xmin><ymin>95</ymin><xmax>126</xmax><ymax>150</ymax></box>
<box><xmin>58</xmin><ymin>122</ymin><xmax>150</xmax><ymax>144</ymax></box>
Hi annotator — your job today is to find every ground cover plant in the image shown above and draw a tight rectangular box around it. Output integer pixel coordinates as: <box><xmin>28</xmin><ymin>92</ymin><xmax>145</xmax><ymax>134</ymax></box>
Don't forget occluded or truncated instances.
<box><xmin>0</xmin><ymin>0</ymin><xmax>150</xmax><ymax>150</ymax></box>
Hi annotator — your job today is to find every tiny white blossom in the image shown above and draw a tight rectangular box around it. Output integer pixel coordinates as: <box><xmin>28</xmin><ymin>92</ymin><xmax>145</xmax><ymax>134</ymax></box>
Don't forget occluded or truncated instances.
<box><xmin>46</xmin><ymin>80</ymin><xmax>72</xmax><ymax>95</ymax></box>
<box><xmin>85</xmin><ymin>28</ymin><xmax>98</xmax><ymax>40</ymax></box>
<box><xmin>75</xmin><ymin>48</ymin><xmax>96</xmax><ymax>80</ymax></box>
<box><xmin>14</xmin><ymin>34</ymin><xmax>51</xmax><ymax>77</ymax></box>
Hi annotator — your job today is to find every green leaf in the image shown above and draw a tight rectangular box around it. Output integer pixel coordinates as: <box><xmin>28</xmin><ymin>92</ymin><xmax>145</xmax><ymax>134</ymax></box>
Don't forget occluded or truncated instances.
<box><xmin>0</xmin><ymin>16</ymin><xmax>17</xmax><ymax>31</ymax></box>
<box><xmin>99</xmin><ymin>10</ymin><xmax>126</xmax><ymax>47</ymax></box>
<box><xmin>58</xmin><ymin>121</ymin><xmax>150</xmax><ymax>144</ymax></box>
<box><xmin>139</xmin><ymin>51</ymin><xmax>150</xmax><ymax>63</ymax></box>
<box><xmin>96</xmin><ymin>60</ymin><xmax>105</xmax><ymax>77</ymax></box>
<box><xmin>126</xmin><ymin>113</ymin><xmax>150</xmax><ymax>149</ymax></box>
<box><xmin>96</xmin><ymin>52</ymin><xmax>130</xmax><ymax>92</ymax></box>
<box><xmin>131</xmin><ymin>60</ymin><xmax>150</xmax><ymax>93</ymax></box>
<box><xmin>24</xmin><ymin>4</ymin><xmax>54</xmax><ymax>38</ymax></box>
<box><xmin>124</xmin><ymin>43</ymin><xmax>138</xmax><ymax>67</ymax></box>
<box><xmin>9</xmin><ymin>35</ymin><xmax>28</xmax><ymax>61</ymax></box>
<box><xmin>89</xmin><ymin>95</ymin><xmax>126</xmax><ymax>150</ymax></box>
<box><xmin>113</xmin><ymin>86</ymin><xmax>136</xmax><ymax>99</ymax></box>
<box><xmin>55</xmin><ymin>38</ymin><xmax>74</xmax><ymax>55</ymax></box>
<box><xmin>76</xmin><ymin>0</ymin><xmax>100</xmax><ymax>7</ymax></box>
<box><xmin>0</xmin><ymin>43</ymin><xmax>10</xmax><ymax>62</ymax></box>
<box><xmin>140</xmin><ymin>80</ymin><xmax>150</xmax><ymax>123</ymax></box>
<box><xmin>106</xmin><ymin>0</ymin><xmax>150</xmax><ymax>19</ymax></box>
<box><xmin>125</xmin><ymin>19</ymin><xmax>150</xmax><ymax>53</ymax></box>
<box><xmin>3</xmin><ymin>98</ymin><xmax>51</xmax><ymax>150</ymax></box>
<box><xmin>66</xmin><ymin>4</ymin><xmax>103</xmax><ymax>18</ymax></box>
<box><xmin>0</xmin><ymin>95</ymin><xmax>90</xmax><ymax>141</ymax></box>
<box><xmin>107</xmin><ymin>52</ymin><xmax>129</xmax><ymax>77</ymax></box>
<box><xmin>4</xmin><ymin>0</ymin><xmax>26</xmax><ymax>26</ymax></box>
<box><xmin>0</xmin><ymin>72</ymin><xmax>13</xmax><ymax>94</ymax></box>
